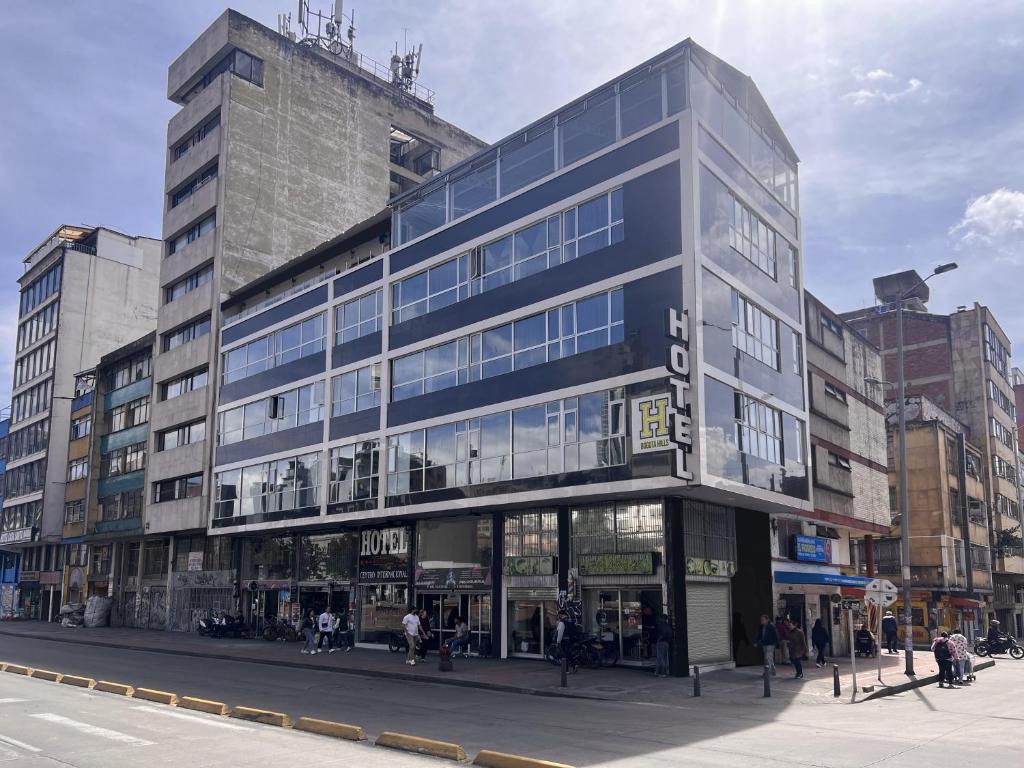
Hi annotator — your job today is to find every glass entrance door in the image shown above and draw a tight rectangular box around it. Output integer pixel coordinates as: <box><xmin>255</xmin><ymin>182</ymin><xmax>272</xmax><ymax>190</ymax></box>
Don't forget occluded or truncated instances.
<box><xmin>508</xmin><ymin>600</ymin><xmax>557</xmax><ymax>656</ymax></box>
<box><xmin>417</xmin><ymin>592</ymin><xmax>492</xmax><ymax>655</ymax></box>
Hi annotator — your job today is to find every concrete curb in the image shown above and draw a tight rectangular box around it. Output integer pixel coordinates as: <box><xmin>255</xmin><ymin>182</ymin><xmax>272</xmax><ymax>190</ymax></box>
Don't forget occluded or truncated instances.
<box><xmin>474</xmin><ymin>750</ymin><xmax>574</xmax><ymax>768</ymax></box>
<box><xmin>376</xmin><ymin>731</ymin><xmax>467</xmax><ymax>762</ymax></box>
<box><xmin>29</xmin><ymin>669</ymin><xmax>63</xmax><ymax>683</ymax></box>
<box><xmin>231</xmin><ymin>706</ymin><xmax>291</xmax><ymax>727</ymax></box>
<box><xmin>134</xmin><ymin>688</ymin><xmax>179</xmax><ymax>705</ymax></box>
<box><xmin>59</xmin><ymin>675</ymin><xmax>95</xmax><ymax>688</ymax></box>
<box><xmin>860</xmin><ymin>658</ymin><xmax>996</xmax><ymax>701</ymax></box>
<box><xmin>179</xmin><ymin>696</ymin><xmax>229</xmax><ymax>716</ymax></box>
<box><xmin>3</xmin><ymin>664</ymin><xmax>32</xmax><ymax>676</ymax></box>
<box><xmin>293</xmin><ymin>716</ymin><xmax>366</xmax><ymax>741</ymax></box>
<box><xmin>95</xmin><ymin>681</ymin><xmax>135</xmax><ymax>696</ymax></box>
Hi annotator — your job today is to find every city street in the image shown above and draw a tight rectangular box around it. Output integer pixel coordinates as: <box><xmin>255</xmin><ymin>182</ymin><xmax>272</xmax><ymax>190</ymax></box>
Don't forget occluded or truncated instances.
<box><xmin>1</xmin><ymin>632</ymin><xmax>1021</xmax><ymax>766</ymax></box>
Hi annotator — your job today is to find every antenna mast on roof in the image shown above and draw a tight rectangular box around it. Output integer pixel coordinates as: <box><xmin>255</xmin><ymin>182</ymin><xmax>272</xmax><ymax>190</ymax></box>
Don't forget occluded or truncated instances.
<box><xmin>390</xmin><ymin>39</ymin><xmax>423</xmax><ymax>95</ymax></box>
<box><xmin>290</xmin><ymin>0</ymin><xmax>357</xmax><ymax>59</ymax></box>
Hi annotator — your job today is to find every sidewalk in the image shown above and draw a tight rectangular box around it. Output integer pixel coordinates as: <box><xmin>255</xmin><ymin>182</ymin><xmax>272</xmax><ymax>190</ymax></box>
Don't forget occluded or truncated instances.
<box><xmin>0</xmin><ymin>620</ymin><xmax>990</xmax><ymax>705</ymax></box>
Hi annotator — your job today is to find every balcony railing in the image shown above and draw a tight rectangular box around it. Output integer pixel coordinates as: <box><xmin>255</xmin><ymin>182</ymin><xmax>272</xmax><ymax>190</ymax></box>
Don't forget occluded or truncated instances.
<box><xmin>222</xmin><ymin>269</ymin><xmax>337</xmax><ymax>329</ymax></box>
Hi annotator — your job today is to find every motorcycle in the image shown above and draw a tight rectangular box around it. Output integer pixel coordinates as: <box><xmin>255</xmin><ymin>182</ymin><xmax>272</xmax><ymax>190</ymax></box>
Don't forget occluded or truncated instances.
<box><xmin>262</xmin><ymin>617</ymin><xmax>300</xmax><ymax>642</ymax></box>
<box><xmin>388</xmin><ymin>629</ymin><xmax>409</xmax><ymax>653</ymax></box>
<box><xmin>974</xmin><ymin>634</ymin><xmax>1024</xmax><ymax>659</ymax></box>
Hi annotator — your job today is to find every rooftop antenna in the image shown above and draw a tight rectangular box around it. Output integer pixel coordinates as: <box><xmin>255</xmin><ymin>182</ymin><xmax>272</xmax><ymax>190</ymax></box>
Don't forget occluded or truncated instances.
<box><xmin>293</xmin><ymin>0</ymin><xmax>356</xmax><ymax>58</ymax></box>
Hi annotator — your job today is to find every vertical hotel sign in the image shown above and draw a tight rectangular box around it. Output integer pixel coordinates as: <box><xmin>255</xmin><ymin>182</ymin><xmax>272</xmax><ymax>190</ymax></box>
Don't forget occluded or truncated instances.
<box><xmin>630</xmin><ymin>308</ymin><xmax>693</xmax><ymax>482</ymax></box>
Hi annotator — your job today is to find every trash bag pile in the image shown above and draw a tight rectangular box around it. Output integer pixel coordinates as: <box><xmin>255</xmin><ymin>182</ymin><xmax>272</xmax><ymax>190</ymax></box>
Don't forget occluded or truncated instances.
<box><xmin>83</xmin><ymin>596</ymin><xmax>112</xmax><ymax>628</ymax></box>
<box><xmin>59</xmin><ymin>603</ymin><xmax>85</xmax><ymax>627</ymax></box>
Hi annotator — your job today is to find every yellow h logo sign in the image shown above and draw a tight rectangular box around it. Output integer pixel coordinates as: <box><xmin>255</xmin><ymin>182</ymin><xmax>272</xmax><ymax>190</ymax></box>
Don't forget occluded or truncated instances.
<box><xmin>638</xmin><ymin>398</ymin><xmax>669</xmax><ymax>439</ymax></box>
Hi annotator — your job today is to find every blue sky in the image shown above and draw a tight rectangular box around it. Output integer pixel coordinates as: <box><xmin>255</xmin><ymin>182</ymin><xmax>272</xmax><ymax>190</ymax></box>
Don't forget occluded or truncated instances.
<box><xmin>1</xmin><ymin>1</ymin><xmax>1022</xmax><ymax>411</ymax></box>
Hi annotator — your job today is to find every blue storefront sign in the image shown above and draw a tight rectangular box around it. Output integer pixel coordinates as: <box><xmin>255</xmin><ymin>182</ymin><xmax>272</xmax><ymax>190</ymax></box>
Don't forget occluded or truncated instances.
<box><xmin>792</xmin><ymin>534</ymin><xmax>831</xmax><ymax>564</ymax></box>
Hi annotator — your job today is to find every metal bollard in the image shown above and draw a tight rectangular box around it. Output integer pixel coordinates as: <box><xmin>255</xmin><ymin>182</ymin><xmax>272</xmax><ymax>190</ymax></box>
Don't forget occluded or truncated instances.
<box><xmin>763</xmin><ymin>665</ymin><xmax>771</xmax><ymax>697</ymax></box>
<box><xmin>561</xmin><ymin>655</ymin><xmax>568</xmax><ymax>688</ymax></box>
<box><xmin>693</xmin><ymin>665</ymin><xmax>701</xmax><ymax>697</ymax></box>
<box><xmin>833</xmin><ymin>664</ymin><xmax>841</xmax><ymax>697</ymax></box>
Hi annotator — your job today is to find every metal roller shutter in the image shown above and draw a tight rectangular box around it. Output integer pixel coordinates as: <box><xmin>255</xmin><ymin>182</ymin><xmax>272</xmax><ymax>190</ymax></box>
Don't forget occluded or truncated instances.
<box><xmin>686</xmin><ymin>581</ymin><xmax>731</xmax><ymax>664</ymax></box>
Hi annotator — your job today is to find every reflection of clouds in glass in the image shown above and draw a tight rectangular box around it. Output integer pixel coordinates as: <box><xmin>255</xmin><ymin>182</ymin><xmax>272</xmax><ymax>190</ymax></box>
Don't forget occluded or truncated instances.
<box><xmin>703</xmin><ymin>425</ymin><xmax>741</xmax><ymax>480</ymax></box>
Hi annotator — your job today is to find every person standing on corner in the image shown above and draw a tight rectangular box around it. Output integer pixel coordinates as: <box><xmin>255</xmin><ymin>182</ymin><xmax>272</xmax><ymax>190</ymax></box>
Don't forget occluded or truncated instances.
<box><xmin>317</xmin><ymin>605</ymin><xmax>335</xmax><ymax>653</ymax></box>
<box><xmin>756</xmin><ymin>614</ymin><xmax>778</xmax><ymax>675</ymax></box>
<box><xmin>786</xmin><ymin>619</ymin><xmax>806</xmax><ymax>679</ymax></box>
<box><xmin>811</xmin><ymin>618</ymin><xmax>830</xmax><ymax>667</ymax></box>
<box><xmin>402</xmin><ymin>606</ymin><xmax>420</xmax><ymax>666</ymax></box>
<box><xmin>300</xmin><ymin>610</ymin><xmax>316</xmax><ymax>655</ymax></box>
<box><xmin>882</xmin><ymin>610</ymin><xmax>899</xmax><ymax>654</ymax></box>
<box><xmin>654</xmin><ymin>611</ymin><xmax>672</xmax><ymax>678</ymax></box>
<box><xmin>932</xmin><ymin>630</ymin><xmax>957</xmax><ymax>688</ymax></box>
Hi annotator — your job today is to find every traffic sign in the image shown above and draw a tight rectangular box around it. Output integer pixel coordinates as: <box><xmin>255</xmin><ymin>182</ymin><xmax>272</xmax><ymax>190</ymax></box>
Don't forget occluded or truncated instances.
<box><xmin>840</xmin><ymin>600</ymin><xmax>860</xmax><ymax>610</ymax></box>
<box><xmin>864</xmin><ymin>578</ymin><xmax>898</xmax><ymax>607</ymax></box>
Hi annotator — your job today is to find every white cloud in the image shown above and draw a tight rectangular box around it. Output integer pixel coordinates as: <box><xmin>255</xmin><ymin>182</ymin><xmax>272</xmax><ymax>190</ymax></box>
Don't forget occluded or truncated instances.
<box><xmin>842</xmin><ymin>76</ymin><xmax>923</xmax><ymax>106</ymax></box>
<box><xmin>864</xmin><ymin>68</ymin><xmax>894</xmax><ymax>80</ymax></box>
<box><xmin>950</xmin><ymin>188</ymin><xmax>1024</xmax><ymax>256</ymax></box>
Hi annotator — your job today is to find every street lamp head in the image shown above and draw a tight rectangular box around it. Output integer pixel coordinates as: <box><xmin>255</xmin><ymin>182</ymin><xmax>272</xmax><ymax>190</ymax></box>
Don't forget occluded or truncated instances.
<box><xmin>933</xmin><ymin>262</ymin><xmax>958</xmax><ymax>275</ymax></box>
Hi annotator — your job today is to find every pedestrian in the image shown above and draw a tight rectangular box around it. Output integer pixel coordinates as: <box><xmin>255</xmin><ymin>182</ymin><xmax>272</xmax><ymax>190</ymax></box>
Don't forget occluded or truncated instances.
<box><xmin>654</xmin><ymin>612</ymin><xmax>672</xmax><ymax>678</ymax></box>
<box><xmin>402</xmin><ymin>606</ymin><xmax>420</xmax><ymax>666</ymax></box>
<box><xmin>932</xmin><ymin>630</ymin><xmax>957</xmax><ymax>688</ymax></box>
<box><xmin>756</xmin><ymin>614</ymin><xmax>778</xmax><ymax>675</ymax></box>
<box><xmin>300</xmin><ymin>610</ymin><xmax>316</xmax><ymax>655</ymax></box>
<box><xmin>786</xmin><ymin>619</ymin><xmax>806</xmax><ymax>679</ymax></box>
<box><xmin>948</xmin><ymin>627</ymin><xmax>970</xmax><ymax>683</ymax></box>
<box><xmin>555</xmin><ymin>610</ymin><xmax>572</xmax><ymax>661</ymax></box>
<box><xmin>882</xmin><ymin>610</ymin><xmax>898</xmax><ymax>654</ymax></box>
<box><xmin>775</xmin><ymin>616</ymin><xmax>790</xmax><ymax>665</ymax></box>
<box><xmin>317</xmin><ymin>606</ymin><xmax>335</xmax><ymax>653</ymax></box>
<box><xmin>446</xmin><ymin>615</ymin><xmax>471</xmax><ymax>657</ymax></box>
<box><xmin>811</xmin><ymin>618</ymin><xmax>830</xmax><ymax>667</ymax></box>
<box><xmin>417</xmin><ymin>608</ymin><xmax>433</xmax><ymax>661</ymax></box>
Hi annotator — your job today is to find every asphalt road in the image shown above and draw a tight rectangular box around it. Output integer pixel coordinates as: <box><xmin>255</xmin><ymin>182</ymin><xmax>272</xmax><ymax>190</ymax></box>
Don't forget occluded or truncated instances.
<box><xmin>2</xmin><ymin>632</ymin><xmax>1022</xmax><ymax>767</ymax></box>
<box><xmin>0</xmin><ymin>673</ymin><xmax>434</xmax><ymax>767</ymax></box>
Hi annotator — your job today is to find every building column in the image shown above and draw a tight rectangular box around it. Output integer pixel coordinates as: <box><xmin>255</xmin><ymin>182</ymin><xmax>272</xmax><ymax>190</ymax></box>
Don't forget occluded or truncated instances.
<box><xmin>865</xmin><ymin>535</ymin><xmax>876</xmax><ymax>578</ymax></box>
<box><xmin>664</xmin><ymin>497</ymin><xmax>688</xmax><ymax>677</ymax></box>
<box><xmin>490</xmin><ymin>512</ymin><xmax>503</xmax><ymax>659</ymax></box>
<box><xmin>165</xmin><ymin>536</ymin><xmax>175</xmax><ymax>631</ymax></box>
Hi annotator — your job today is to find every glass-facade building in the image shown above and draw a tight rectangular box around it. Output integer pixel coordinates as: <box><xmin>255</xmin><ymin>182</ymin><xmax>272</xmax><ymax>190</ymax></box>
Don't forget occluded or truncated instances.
<box><xmin>209</xmin><ymin>41</ymin><xmax>809</xmax><ymax>671</ymax></box>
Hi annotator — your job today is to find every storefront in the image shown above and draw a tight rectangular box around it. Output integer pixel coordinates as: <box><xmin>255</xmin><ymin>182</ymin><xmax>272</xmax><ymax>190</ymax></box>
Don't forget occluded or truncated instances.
<box><xmin>298</xmin><ymin>532</ymin><xmax>357</xmax><ymax>620</ymax></box>
<box><xmin>357</xmin><ymin>525</ymin><xmax>411</xmax><ymax>645</ymax></box>
<box><xmin>775</xmin><ymin>569</ymin><xmax>872</xmax><ymax>656</ymax></box>
<box><xmin>18</xmin><ymin>571</ymin><xmax>41</xmax><ymax>620</ymax></box>
<box><xmin>241</xmin><ymin>536</ymin><xmax>296</xmax><ymax>630</ymax></box>
<box><xmin>415</xmin><ymin>516</ymin><xmax>494</xmax><ymax>655</ymax></box>
<box><xmin>503</xmin><ymin>509</ymin><xmax>559</xmax><ymax>658</ymax></box>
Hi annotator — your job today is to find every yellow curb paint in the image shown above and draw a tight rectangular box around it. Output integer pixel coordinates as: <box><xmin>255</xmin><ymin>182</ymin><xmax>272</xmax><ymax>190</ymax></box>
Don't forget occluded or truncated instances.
<box><xmin>293</xmin><ymin>717</ymin><xmax>366</xmax><ymax>741</ymax></box>
<box><xmin>133</xmin><ymin>688</ymin><xmax>178</xmax><ymax>706</ymax></box>
<box><xmin>474</xmin><ymin>750</ymin><xmax>575</xmax><ymax>768</ymax></box>
<box><xmin>376</xmin><ymin>731</ymin><xmax>467</xmax><ymax>762</ymax></box>
<box><xmin>29</xmin><ymin>670</ymin><xmax>63</xmax><ymax>683</ymax></box>
<box><xmin>60</xmin><ymin>675</ymin><xmax>96</xmax><ymax>689</ymax></box>
<box><xmin>179</xmin><ymin>697</ymin><xmax>229</xmax><ymax>716</ymax></box>
<box><xmin>95</xmin><ymin>681</ymin><xmax>135</xmax><ymax>696</ymax></box>
<box><xmin>4</xmin><ymin>664</ymin><xmax>32</xmax><ymax>676</ymax></box>
<box><xmin>230</xmin><ymin>706</ymin><xmax>291</xmax><ymax>727</ymax></box>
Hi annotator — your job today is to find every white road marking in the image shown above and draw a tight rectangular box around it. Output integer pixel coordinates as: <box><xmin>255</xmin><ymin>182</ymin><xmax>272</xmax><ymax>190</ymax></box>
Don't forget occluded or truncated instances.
<box><xmin>131</xmin><ymin>705</ymin><xmax>253</xmax><ymax>731</ymax></box>
<box><xmin>0</xmin><ymin>699</ymin><xmax>27</xmax><ymax>704</ymax></box>
<box><xmin>0</xmin><ymin>732</ymin><xmax>41</xmax><ymax>753</ymax></box>
<box><xmin>30</xmin><ymin>713</ymin><xmax>155</xmax><ymax>746</ymax></box>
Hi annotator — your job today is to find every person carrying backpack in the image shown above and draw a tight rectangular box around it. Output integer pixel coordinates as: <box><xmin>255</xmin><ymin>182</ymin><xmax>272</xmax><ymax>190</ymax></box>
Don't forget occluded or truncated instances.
<box><xmin>932</xmin><ymin>631</ymin><xmax>957</xmax><ymax>688</ymax></box>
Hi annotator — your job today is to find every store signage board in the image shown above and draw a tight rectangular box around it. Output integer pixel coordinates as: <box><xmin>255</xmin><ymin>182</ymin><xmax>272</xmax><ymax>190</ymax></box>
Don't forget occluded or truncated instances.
<box><xmin>358</xmin><ymin>526</ymin><xmax>411</xmax><ymax>583</ymax></box>
<box><xmin>19</xmin><ymin>571</ymin><xmax>40</xmax><ymax>583</ymax></box>
<box><xmin>504</xmin><ymin>556</ymin><xmax>554</xmax><ymax>577</ymax></box>
<box><xmin>841</xmin><ymin>600</ymin><xmax>860</xmax><ymax>610</ymax></box>
<box><xmin>792</xmin><ymin>535</ymin><xmax>832</xmax><ymax>564</ymax></box>
<box><xmin>685</xmin><ymin>557</ymin><xmax>735</xmax><ymax>577</ymax></box>
<box><xmin>632</xmin><ymin>394</ymin><xmax>674</xmax><ymax>454</ymax></box>
<box><xmin>187</xmin><ymin>551</ymin><xmax>204</xmax><ymax>572</ymax></box>
<box><xmin>0</xmin><ymin>527</ymin><xmax>34</xmax><ymax>545</ymax></box>
<box><xmin>578</xmin><ymin>552</ymin><xmax>654</xmax><ymax>577</ymax></box>
<box><xmin>664</xmin><ymin>308</ymin><xmax>693</xmax><ymax>482</ymax></box>
<box><xmin>864</xmin><ymin>578</ymin><xmax>898</xmax><ymax>607</ymax></box>
<box><xmin>415</xmin><ymin>566</ymin><xmax>491</xmax><ymax>590</ymax></box>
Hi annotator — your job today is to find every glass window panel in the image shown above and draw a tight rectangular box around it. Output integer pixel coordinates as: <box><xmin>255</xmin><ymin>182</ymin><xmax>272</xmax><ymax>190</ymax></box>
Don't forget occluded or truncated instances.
<box><xmin>499</xmin><ymin>128</ymin><xmax>555</xmax><ymax>195</ymax></box>
<box><xmin>575</xmin><ymin>294</ymin><xmax>608</xmax><ymax>332</ymax></box>
<box><xmin>560</xmin><ymin>94</ymin><xmax>616</xmax><ymax>166</ymax></box>
<box><xmin>451</xmin><ymin>161</ymin><xmax>497</xmax><ymax>219</ymax></box>
<box><xmin>399</xmin><ymin>184</ymin><xmax>447</xmax><ymax>244</ymax></box>
<box><xmin>619</xmin><ymin>73</ymin><xmax>663</xmax><ymax>137</ymax></box>
<box><xmin>513</xmin><ymin>313</ymin><xmax>546</xmax><ymax>351</ymax></box>
<box><xmin>392</xmin><ymin>353</ymin><xmax>423</xmax><ymax>386</ymax></box>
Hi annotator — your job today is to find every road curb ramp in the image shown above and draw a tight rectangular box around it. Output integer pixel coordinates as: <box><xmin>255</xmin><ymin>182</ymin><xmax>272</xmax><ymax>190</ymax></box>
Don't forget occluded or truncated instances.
<box><xmin>231</xmin><ymin>706</ymin><xmax>291</xmax><ymax>727</ymax></box>
<box><xmin>29</xmin><ymin>669</ymin><xmax>63</xmax><ymax>683</ymax></box>
<box><xmin>293</xmin><ymin>716</ymin><xmax>367</xmax><ymax>741</ymax></box>
<box><xmin>473</xmin><ymin>751</ymin><xmax>575</xmax><ymax>768</ymax></box>
<box><xmin>3</xmin><ymin>664</ymin><xmax>32</xmax><ymax>676</ymax></box>
<box><xmin>134</xmin><ymin>688</ymin><xmax>179</xmax><ymax>705</ymax></box>
<box><xmin>59</xmin><ymin>675</ymin><xmax>95</xmax><ymax>688</ymax></box>
<box><xmin>95</xmin><ymin>681</ymin><xmax>135</xmax><ymax>696</ymax></box>
<box><xmin>376</xmin><ymin>731</ymin><xmax>467</xmax><ymax>761</ymax></box>
<box><xmin>861</xmin><ymin>658</ymin><xmax>997</xmax><ymax>701</ymax></box>
<box><xmin>179</xmin><ymin>696</ymin><xmax>229</xmax><ymax>716</ymax></box>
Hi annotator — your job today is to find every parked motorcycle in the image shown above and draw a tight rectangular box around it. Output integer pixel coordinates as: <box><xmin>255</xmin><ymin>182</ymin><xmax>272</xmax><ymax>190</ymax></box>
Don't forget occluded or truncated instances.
<box><xmin>262</xmin><ymin>616</ymin><xmax>299</xmax><ymax>642</ymax></box>
<box><xmin>974</xmin><ymin>634</ymin><xmax>1024</xmax><ymax>659</ymax></box>
<box><xmin>388</xmin><ymin>629</ymin><xmax>409</xmax><ymax>653</ymax></box>
<box><xmin>199</xmin><ymin>612</ymin><xmax>248</xmax><ymax>638</ymax></box>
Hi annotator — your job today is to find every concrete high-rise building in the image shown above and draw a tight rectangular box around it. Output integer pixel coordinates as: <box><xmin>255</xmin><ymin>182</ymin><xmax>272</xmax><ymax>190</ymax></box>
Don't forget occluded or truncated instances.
<box><xmin>1</xmin><ymin>225</ymin><xmax>160</xmax><ymax>619</ymax></box>
<box><xmin>843</xmin><ymin>299</ymin><xmax>1023</xmax><ymax>634</ymax></box>
<box><xmin>147</xmin><ymin>9</ymin><xmax>484</xmax><ymax>544</ymax></box>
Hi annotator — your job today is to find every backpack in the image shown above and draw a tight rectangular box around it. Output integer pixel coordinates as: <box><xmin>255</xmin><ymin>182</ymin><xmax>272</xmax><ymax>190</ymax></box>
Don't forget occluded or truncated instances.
<box><xmin>934</xmin><ymin>639</ymin><xmax>951</xmax><ymax>661</ymax></box>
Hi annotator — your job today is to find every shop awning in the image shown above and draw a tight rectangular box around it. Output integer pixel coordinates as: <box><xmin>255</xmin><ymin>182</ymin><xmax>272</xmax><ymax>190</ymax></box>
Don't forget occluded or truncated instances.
<box><xmin>774</xmin><ymin>571</ymin><xmax>871</xmax><ymax>587</ymax></box>
<box><xmin>948</xmin><ymin>596</ymin><xmax>984</xmax><ymax>608</ymax></box>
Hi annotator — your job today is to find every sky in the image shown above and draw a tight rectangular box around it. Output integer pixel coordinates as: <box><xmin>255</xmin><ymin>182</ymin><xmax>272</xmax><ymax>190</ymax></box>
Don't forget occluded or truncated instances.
<box><xmin>1</xmin><ymin>0</ymin><xmax>1022</xmax><ymax>412</ymax></box>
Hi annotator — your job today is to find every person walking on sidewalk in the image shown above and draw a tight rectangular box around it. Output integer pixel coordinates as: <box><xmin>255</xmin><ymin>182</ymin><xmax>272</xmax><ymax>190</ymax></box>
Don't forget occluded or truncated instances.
<box><xmin>882</xmin><ymin>610</ymin><xmax>899</xmax><ymax>654</ymax></box>
<box><xmin>786</xmin><ymin>619</ymin><xmax>806</xmax><ymax>679</ymax></box>
<box><xmin>654</xmin><ymin>612</ymin><xmax>672</xmax><ymax>678</ymax></box>
<box><xmin>775</xmin><ymin>616</ymin><xmax>790</xmax><ymax>666</ymax></box>
<box><xmin>402</xmin><ymin>607</ymin><xmax>420</xmax><ymax>666</ymax></box>
<box><xmin>811</xmin><ymin>618</ymin><xmax>830</xmax><ymax>667</ymax></box>
<box><xmin>756</xmin><ymin>614</ymin><xmax>778</xmax><ymax>675</ymax></box>
<box><xmin>949</xmin><ymin>628</ymin><xmax>970</xmax><ymax>683</ymax></box>
<box><xmin>300</xmin><ymin>610</ymin><xmax>316</xmax><ymax>655</ymax></box>
<box><xmin>932</xmin><ymin>631</ymin><xmax>957</xmax><ymax>688</ymax></box>
<box><xmin>317</xmin><ymin>606</ymin><xmax>336</xmax><ymax>653</ymax></box>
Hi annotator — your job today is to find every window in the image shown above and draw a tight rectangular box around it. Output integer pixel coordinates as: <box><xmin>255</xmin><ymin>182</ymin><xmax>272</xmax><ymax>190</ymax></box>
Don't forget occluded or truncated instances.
<box><xmin>996</xmin><ymin>494</ymin><xmax>1021</xmax><ymax>521</ymax></box>
<box><xmin>991</xmin><ymin>417</ymin><xmax>1016</xmax><ymax>450</ymax></box>
<box><xmin>106</xmin><ymin>352</ymin><xmax>151</xmax><ymax>390</ymax></box>
<box><xmin>144</xmin><ymin>542</ymin><xmax>168</xmax><ymax>576</ymax></box>
<box><xmin>450</xmin><ymin>156</ymin><xmax>497</xmax><ymax>220</ymax></box>
<box><xmin>827</xmin><ymin>452</ymin><xmax>851</xmax><ymax>471</ymax></box>
<box><xmin>734</xmin><ymin>393</ymin><xmax>782</xmax><ymax>463</ymax></box>
<box><xmin>823</xmin><ymin>381</ymin><xmax>847</xmax><ymax>403</ymax></box>
<box><xmin>172</xmin><ymin>112</ymin><xmax>220</xmax><ymax>162</ymax></box>
<box><xmin>1</xmin><ymin>501</ymin><xmax>42</xmax><ymax>533</ymax></box>
<box><xmin>218</xmin><ymin>382</ymin><xmax>325</xmax><ymax>445</ymax></box>
<box><xmin>983</xmin><ymin>324</ymin><xmax>1010</xmax><ymax>379</ymax></box>
<box><xmin>162</xmin><ymin>315</ymin><xmax>211</xmax><ymax>351</ymax></box>
<box><xmin>214</xmin><ymin>452</ymin><xmax>321</xmax><ymax>519</ymax></box>
<box><xmin>69</xmin><ymin>416</ymin><xmax>91</xmax><ymax>441</ymax></box>
<box><xmin>504</xmin><ymin>510</ymin><xmax>558</xmax><ymax>557</ymax></box>
<box><xmin>331</xmin><ymin>365</ymin><xmax>381</xmax><ymax>416</ymax></box>
<box><xmin>222</xmin><ymin>313</ymin><xmax>325</xmax><ymax>384</ymax></box>
<box><xmin>993</xmin><ymin>455</ymin><xmax>1019</xmax><ymax>485</ymax></box>
<box><xmin>67</xmin><ymin>457</ymin><xmax>89</xmax><ymax>482</ymax></box>
<box><xmin>153</xmin><ymin>474</ymin><xmax>203</xmax><ymax>503</ymax></box>
<box><xmin>335</xmin><ymin>290</ymin><xmax>382</xmax><ymax>345</ymax></box>
<box><xmin>16</xmin><ymin>301</ymin><xmax>58</xmax><ymax>352</ymax></box>
<box><xmin>6</xmin><ymin>419</ymin><xmax>49</xmax><ymax>461</ymax></box>
<box><xmin>158</xmin><ymin>420</ymin><xmax>207</xmax><ymax>451</ymax></box>
<box><xmin>561</xmin><ymin>189</ymin><xmax>624</xmax><ymax>262</ymax></box>
<box><xmin>10</xmin><ymin>378</ymin><xmax>52</xmax><ymax>424</ymax></box>
<box><xmin>559</xmin><ymin>87</ymin><xmax>616</xmax><ymax>167</ymax></box>
<box><xmin>988</xmin><ymin>379</ymin><xmax>1016</xmax><ymax>420</ymax></box>
<box><xmin>167</xmin><ymin>213</ymin><xmax>215</xmax><ymax>256</ymax></box>
<box><xmin>731</xmin><ymin>292</ymin><xmax>778</xmax><ymax>369</ymax></box>
<box><xmin>821</xmin><ymin>315</ymin><xmax>844</xmax><ymax>338</ymax></box>
<box><xmin>329</xmin><ymin>440</ymin><xmax>380</xmax><ymax>503</ymax></box>
<box><xmin>498</xmin><ymin>120</ymin><xmax>555</xmax><ymax>196</ymax></box>
<box><xmin>392</xmin><ymin>288</ymin><xmax>623</xmax><ymax>401</ymax></box>
<box><xmin>965</xmin><ymin>452</ymin><xmax>980</xmax><ymax>478</ymax></box>
<box><xmin>64</xmin><ymin>500</ymin><xmax>85</xmax><ymax>525</ymax></box>
<box><xmin>4</xmin><ymin>459</ymin><xmax>47</xmax><ymax>499</ymax></box>
<box><xmin>165</xmin><ymin>264</ymin><xmax>213</xmax><ymax>303</ymax></box>
<box><xmin>13</xmin><ymin>340</ymin><xmax>56</xmax><ymax>388</ymax></box>
<box><xmin>99</xmin><ymin>490</ymin><xmax>143</xmax><ymax>521</ymax></box>
<box><xmin>107</xmin><ymin>396</ymin><xmax>149</xmax><ymax>433</ymax></box>
<box><xmin>169</xmin><ymin>164</ymin><xmax>217</xmax><ymax>208</ymax></box>
<box><xmin>19</xmin><ymin>260</ymin><xmax>63</xmax><ymax>318</ymax></box>
<box><xmin>180</xmin><ymin>48</ymin><xmax>263</xmax><ymax>104</ymax></box>
<box><xmin>728</xmin><ymin>193</ymin><xmax>777</xmax><ymax>278</ymax></box>
<box><xmin>619</xmin><ymin>69</ymin><xmax>665</xmax><ymax>139</ymax></box>
<box><xmin>392</xmin><ymin>254</ymin><xmax>473</xmax><ymax>324</ymax></box>
<box><xmin>100</xmin><ymin>442</ymin><xmax>146</xmax><ymax>478</ymax></box>
<box><xmin>161</xmin><ymin>369</ymin><xmax>208</xmax><ymax>400</ymax></box>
